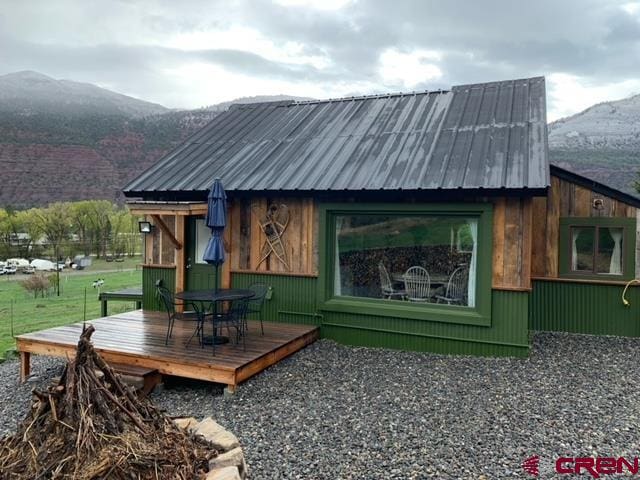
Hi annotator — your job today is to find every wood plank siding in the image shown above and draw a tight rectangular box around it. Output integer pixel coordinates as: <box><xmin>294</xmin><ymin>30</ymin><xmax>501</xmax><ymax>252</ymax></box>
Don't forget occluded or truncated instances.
<box><xmin>531</xmin><ymin>175</ymin><xmax>638</xmax><ymax>278</ymax></box>
<box><xmin>230</xmin><ymin>197</ymin><xmax>318</xmax><ymax>276</ymax></box>
<box><xmin>491</xmin><ymin>197</ymin><xmax>533</xmax><ymax>290</ymax></box>
<box><xmin>134</xmin><ymin>195</ymin><xmax>536</xmax><ymax>291</ymax></box>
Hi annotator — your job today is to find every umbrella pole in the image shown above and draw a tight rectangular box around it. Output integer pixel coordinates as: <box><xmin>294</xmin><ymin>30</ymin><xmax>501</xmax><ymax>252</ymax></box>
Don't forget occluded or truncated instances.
<box><xmin>215</xmin><ymin>264</ymin><xmax>219</xmax><ymax>293</ymax></box>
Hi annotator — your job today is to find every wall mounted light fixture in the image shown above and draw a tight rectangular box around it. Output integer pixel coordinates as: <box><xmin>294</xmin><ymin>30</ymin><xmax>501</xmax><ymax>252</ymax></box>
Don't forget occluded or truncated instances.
<box><xmin>138</xmin><ymin>221</ymin><xmax>155</xmax><ymax>234</ymax></box>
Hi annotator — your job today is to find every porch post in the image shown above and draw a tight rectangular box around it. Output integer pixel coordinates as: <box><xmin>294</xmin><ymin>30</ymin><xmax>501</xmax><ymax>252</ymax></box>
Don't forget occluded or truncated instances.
<box><xmin>175</xmin><ymin>215</ymin><xmax>186</xmax><ymax>312</ymax></box>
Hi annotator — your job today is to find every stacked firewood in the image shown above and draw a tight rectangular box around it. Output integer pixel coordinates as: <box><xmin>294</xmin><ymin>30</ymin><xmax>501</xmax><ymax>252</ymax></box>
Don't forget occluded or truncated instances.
<box><xmin>0</xmin><ymin>325</ymin><xmax>216</xmax><ymax>479</ymax></box>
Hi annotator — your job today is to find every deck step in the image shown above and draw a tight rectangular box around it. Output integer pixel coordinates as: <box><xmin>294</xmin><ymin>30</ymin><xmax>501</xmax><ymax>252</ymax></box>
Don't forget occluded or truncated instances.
<box><xmin>109</xmin><ymin>363</ymin><xmax>162</xmax><ymax>396</ymax></box>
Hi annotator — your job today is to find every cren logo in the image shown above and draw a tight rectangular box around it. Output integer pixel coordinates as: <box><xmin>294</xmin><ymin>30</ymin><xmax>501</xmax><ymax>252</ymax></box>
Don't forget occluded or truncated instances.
<box><xmin>522</xmin><ymin>455</ymin><xmax>540</xmax><ymax>476</ymax></box>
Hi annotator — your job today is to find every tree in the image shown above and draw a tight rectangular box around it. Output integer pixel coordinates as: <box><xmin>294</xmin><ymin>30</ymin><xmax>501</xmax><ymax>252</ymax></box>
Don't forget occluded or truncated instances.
<box><xmin>108</xmin><ymin>208</ymin><xmax>130</xmax><ymax>256</ymax></box>
<box><xmin>85</xmin><ymin>201</ymin><xmax>115</xmax><ymax>258</ymax></box>
<box><xmin>33</xmin><ymin>203</ymin><xmax>73</xmax><ymax>256</ymax></box>
<box><xmin>71</xmin><ymin>201</ymin><xmax>97</xmax><ymax>255</ymax></box>
<box><xmin>15</xmin><ymin>209</ymin><xmax>44</xmax><ymax>258</ymax></box>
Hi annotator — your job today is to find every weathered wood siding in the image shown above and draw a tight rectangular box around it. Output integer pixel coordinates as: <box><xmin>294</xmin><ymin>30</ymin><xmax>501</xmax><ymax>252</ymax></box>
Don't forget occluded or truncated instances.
<box><xmin>531</xmin><ymin>175</ymin><xmax>638</xmax><ymax>278</ymax></box>
<box><xmin>228</xmin><ymin>197</ymin><xmax>318</xmax><ymax>276</ymax></box>
<box><xmin>229</xmin><ymin>196</ymin><xmax>531</xmax><ymax>290</ymax></box>
<box><xmin>143</xmin><ymin>214</ymin><xmax>177</xmax><ymax>267</ymax></box>
<box><xmin>491</xmin><ymin>197</ymin><xmax>532</xmax><ymax>290</ymax></box>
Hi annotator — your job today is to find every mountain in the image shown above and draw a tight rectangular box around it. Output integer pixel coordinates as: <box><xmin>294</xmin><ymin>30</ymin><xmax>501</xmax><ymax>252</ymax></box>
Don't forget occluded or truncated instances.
<box><xmin>205</xmin><ymin>94</ymin><xmax>314</xmax><ymax>112</ymax></box>
<box><xmin>0</xmin><ymin>71</ymin><xmax>216</xmax><ymax>207</ymax></box>
<box><xmin>0</xmin><ymin>71</ymin><xmax>169</xmax><ymax>117</ymax></box>
<box><xmin>549</xmin><ymin>93</ymin><xmax>640</xmax><ymax>195</ymax></box>
<box><xmin>0</xmin><ymin>72</ymin><xmax>310</xmax><ymax>208</ymax></box>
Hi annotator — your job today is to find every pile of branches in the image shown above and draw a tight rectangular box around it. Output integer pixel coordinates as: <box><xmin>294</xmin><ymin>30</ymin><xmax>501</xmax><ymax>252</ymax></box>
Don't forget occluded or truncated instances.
<box><xmin>0</xmin><ymin>325</ymin><xmax>216</xmax><ymax>479</ymax></box>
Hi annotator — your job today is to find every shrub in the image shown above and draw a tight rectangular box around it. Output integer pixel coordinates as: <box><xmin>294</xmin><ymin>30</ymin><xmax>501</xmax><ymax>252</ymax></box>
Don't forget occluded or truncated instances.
<box><xmin>20</xmin><ymin>274</ymin><xmax>51</xmax><ymax>298</ymax></box>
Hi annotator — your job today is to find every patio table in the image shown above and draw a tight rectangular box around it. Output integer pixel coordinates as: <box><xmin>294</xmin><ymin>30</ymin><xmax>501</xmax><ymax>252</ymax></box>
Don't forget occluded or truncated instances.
<box><xmin>175</xmin><ymin>288</ymin><xmax>255</xmax><ymax>345</ymax></box>
<box><xmin>392</xmin><ymin>273</ymin><xmax>449</xmax><ymax>286</ymax></box>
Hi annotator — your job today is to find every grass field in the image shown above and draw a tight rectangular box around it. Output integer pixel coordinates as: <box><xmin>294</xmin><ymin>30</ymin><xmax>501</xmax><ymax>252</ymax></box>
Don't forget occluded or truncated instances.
<box><xmin>0</xmin><ymin>268</ymin><xmax>142</xmax><ymax>357</ymax></box>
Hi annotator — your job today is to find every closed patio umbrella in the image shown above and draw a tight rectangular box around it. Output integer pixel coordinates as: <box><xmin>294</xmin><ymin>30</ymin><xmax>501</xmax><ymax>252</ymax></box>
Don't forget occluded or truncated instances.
<box><xmin>203</xmin><ymin>178</ymin><xmax>227</xmax><ymax>291</ymax></box>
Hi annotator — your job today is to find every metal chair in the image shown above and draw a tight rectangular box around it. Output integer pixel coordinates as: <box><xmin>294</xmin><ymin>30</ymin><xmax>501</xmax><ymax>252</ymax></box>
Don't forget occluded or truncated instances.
<box><xmin>435</xmin><ymin>266</ymin><xmax>469</xmax><ymax>305</ymax></box>
<box><xmin>402</xmin><ymin>266</ymin><xmax>432</xmax><ymax>302</ymax></box>
<box><xmin>208</xmin><ymin>298</ymin><xmax>250</xmax><ymax>355</ymax></box>
<box><xmin>156</xmin><ymin>285</ymin><xmax>202</xmax><ymax>346</ymax></box>
<box><xmin>246</xmin><ymin>283</ymin><xmax>269</xmax><ymax>335</ymax></box>
<box><xmin>378</xmin><ymin>262</ymin><xmax>407</xmax><ymax>300</ymax></box>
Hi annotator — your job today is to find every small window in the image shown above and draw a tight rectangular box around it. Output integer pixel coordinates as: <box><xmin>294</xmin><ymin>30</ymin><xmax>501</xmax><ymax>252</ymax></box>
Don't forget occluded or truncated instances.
<box><xmin>560</xmin><ymin>218</ymin><xmax>636</xmax><ymax>280</ymax></box>
<box><xmin>195</xmin><ymin>218</ymin><xmax>210</xmax><ymax>264</ymax></box>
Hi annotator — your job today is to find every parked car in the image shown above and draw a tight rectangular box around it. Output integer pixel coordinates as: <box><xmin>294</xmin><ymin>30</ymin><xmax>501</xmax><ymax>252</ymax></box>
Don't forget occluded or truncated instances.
<box><xmin>21</xmin><ymin>265</ymin><xmax>36</xmax><ymax>274</ymax></box>
<box><xmin>2</xmin><ymin>265</ymin><xmax>17</xmax><ymax>275</ymax></box>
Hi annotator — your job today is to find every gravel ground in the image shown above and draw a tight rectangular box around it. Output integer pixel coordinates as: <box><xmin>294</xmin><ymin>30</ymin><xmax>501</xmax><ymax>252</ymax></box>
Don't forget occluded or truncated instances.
<box><xmin>2</xmin><ymin>332</ymin><xmax>640</xmax><ymax>479</ymax></box>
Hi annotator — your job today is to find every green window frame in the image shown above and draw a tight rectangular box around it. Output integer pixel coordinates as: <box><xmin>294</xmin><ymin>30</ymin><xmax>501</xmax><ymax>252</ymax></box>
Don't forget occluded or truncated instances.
<box><xmin>317</xmin><ymin>202</ymin><xmax>493</xmax><ymax>327</ymax></box>
<box><xmin>559</xmin><ymin>217</ymin><xmax>637</xmax><ymax>281</ymax></box>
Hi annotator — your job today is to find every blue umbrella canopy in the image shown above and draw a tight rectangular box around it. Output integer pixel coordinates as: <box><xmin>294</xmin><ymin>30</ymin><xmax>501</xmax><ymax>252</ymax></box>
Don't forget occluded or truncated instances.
<box><xmin>205</xmin><ymin>178</ymin><xmax>227</xmax><ymax>229</ymax></box>
<box><xmin>203</xmin><ymin>232</ymin><xmax>225</xmax><ymax>266</ymax></box>
<box><xmin>203</xmin><ymin>178</ymin><xmax>227</xmax><ymax>266</ymax></box>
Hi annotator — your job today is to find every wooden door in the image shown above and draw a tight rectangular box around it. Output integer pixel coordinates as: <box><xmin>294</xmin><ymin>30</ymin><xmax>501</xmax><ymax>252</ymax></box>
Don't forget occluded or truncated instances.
<box><xmin>186</xmin><ymin>216</ymin><xmax>217</xmax><ymax>290</ymax></box>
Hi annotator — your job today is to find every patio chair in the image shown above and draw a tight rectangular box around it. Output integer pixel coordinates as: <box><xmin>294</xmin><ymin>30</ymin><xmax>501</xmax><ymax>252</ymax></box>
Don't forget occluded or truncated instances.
<box><xmin>402</xmin><ymin>266</ymin><xmax>432</xmax><ymax>302</ymax></box>
<box><xmin>246</xmin><ymin>283</ymin><xmax>269</xmax><ymax>335</ymax></box>
<box><xmin>435</xmin><ymin>266</ymin><xmax>469</xmax><ymax>305</ymax></box>
<box><xmin>207</xmin><ymin>298</ymin><xmax>250</xmax><ymax>355</ymax></box>
<box><xmin>156</xmin><ymin>285</ymin><xmax>202</xmax><ymax>346</ymax></box>
<box><xmin>378</xmin><ymin>262</ymin><xmax>407</xmax><ymax>300</ymax></box>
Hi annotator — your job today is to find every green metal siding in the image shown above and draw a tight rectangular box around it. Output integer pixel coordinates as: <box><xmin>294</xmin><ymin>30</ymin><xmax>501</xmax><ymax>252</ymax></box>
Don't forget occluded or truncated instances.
<box><xmin>321</xmin><ymin>290</ymin><xmax>529</xmax><ymax>357</ymax></box>
<box><xmin>231</xmin><ymin>270</ymin><xmax>529</xmax><ymax>356</ymax></box>
<box><xmin>230</xmin><ymin>272</ymin><xmax>320</xmax><ymax>325</ymax></box>
<box><xmin>530</xmin><ymin>279</ymin><xmax>640</xmax><ymax>336</ymax></box>
<box><xmin>142</xmin><ymin>266</ymin><xmax>176</xmax><ymax>311</ymax></box>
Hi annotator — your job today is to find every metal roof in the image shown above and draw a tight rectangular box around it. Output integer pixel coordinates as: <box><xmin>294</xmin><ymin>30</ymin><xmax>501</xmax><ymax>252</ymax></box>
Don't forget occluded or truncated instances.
<box><xmin>124</xmin><ymin>76</ymin><xmax>549</xmax><ymax>197</ymax></box>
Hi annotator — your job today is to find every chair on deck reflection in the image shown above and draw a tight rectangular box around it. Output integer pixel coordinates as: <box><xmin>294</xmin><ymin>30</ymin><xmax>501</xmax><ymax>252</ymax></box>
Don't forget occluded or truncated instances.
<box><xmin>435</xmin><ymin>266</ymin><xmax>469</xmax><ymax>305</ymax></box>
<box><xmin>378</xmin><ymin>262</ymin><xmax>407</xmax><ymax>300</ymax></box>
<box><xmin>402</xmin><ymin>266</ymin><xmax>432</xmax><ymax>302</ymax></box>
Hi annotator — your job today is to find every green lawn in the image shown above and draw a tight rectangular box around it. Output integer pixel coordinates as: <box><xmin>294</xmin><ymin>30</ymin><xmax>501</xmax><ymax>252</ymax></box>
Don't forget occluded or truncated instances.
<box><xmin>0</xmin><ymin>269</ymin><xmax>142</xmax><ymax>357</ymax></box>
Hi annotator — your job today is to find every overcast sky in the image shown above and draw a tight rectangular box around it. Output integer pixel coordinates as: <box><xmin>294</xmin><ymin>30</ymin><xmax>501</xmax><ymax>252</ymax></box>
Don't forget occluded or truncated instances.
<box><xmin>1</xmin><ymin>0</ymin><xmax>640</xmax><ymax>121</ymax></box>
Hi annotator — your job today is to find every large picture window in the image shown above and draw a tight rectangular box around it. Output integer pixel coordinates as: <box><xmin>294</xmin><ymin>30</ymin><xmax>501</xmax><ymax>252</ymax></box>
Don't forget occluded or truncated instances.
<box><xmin>319</xmin><ymin>203</ymin><xmax>493</xmax><ymax>326</ymax></box>
<box><xmin>560</xmin><ymin>217</ymin><xmax>636</xmax><ymax>280</ymax></box>
<box><xmin>334</xmin><ymin>215</ymin><xmax>478</xmax><ymax>307</ymax></box>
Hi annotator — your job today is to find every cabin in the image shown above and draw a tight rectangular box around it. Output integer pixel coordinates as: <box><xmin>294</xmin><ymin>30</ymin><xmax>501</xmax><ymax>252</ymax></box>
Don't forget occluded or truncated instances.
<box><xmin>122</xmin><ymin>76</ymin><xmax>640</xmax><ymax>358</ymax></box>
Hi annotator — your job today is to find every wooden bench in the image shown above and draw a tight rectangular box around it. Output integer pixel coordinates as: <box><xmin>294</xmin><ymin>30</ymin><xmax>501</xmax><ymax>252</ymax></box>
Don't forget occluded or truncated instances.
<box><xmin>98</xmin><ymin>288</ymin><xmax>143</xmax><ymax>316</ymax></box>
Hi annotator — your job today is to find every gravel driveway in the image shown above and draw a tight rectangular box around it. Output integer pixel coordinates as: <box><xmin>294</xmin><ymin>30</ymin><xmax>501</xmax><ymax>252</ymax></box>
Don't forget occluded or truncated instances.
<box><xmin>2</xmin><ymin>332</ymin><xmax>640</xmax><ymax>479</ymax></box>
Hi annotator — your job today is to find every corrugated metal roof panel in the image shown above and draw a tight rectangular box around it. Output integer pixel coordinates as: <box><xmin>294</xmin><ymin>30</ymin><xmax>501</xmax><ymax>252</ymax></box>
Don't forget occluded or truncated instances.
<box><xmin>124</xmin><ymin>77</ymin><xmax>550</xmax><ymax>195</ymax></box>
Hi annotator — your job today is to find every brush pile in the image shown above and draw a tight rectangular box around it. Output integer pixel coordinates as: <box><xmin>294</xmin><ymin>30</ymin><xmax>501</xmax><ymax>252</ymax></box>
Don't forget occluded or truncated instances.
<box><xmin>0</xmin><ymin>325</ymin><xmax>216</xmax><ymax>479</ymax></box>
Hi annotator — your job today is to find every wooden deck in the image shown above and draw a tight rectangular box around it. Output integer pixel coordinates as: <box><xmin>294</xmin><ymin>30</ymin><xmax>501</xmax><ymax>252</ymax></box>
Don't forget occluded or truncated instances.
<box><xmin>16</xmin><ymin>310</ymin><xmax>319</xmax><ymax>393</ymax></box>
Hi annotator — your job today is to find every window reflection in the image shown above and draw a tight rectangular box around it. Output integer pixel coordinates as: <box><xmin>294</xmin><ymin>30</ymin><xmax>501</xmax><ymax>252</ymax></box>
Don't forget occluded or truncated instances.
<box><xmin>334</xmin><ymin>215</ymin><xmax>478</xmax><ymax>307</ymax></box>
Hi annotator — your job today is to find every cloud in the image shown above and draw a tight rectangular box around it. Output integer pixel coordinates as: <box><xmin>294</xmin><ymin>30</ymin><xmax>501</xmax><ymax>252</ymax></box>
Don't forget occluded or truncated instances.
<box><xmin>0</xmin><ymin>0</ymin><xmax>639</xmax><ymax>117</ymax></box>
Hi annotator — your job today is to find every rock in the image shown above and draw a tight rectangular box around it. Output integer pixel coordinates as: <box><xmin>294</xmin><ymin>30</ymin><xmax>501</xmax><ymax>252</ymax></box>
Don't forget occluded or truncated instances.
<box><xmin>206</xmin><ymin>466</ymin><xmax>241</xmax><ymax>480</ymax></box>
<box><xmin>26</xmin><ymin>375</ymin><xmax>40</xmax><ymax>384</ymax></box>
<box><xmin>209</xmin><ymin>447</ymin><xmax>248</xmax><ymax>479</ymax></box>
<box><xmin>195</xmin><ymin>417</ymin><xmax>240</xmax><ymax>451</ymax></box>
<box><xmin>174</xmin><ymin>417</ymin><xmax>198</xmax><ymax>431</ymax></box>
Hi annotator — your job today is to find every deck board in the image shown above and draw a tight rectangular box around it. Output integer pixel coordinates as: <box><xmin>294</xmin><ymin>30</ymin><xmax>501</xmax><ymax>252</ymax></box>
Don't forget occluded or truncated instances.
<box><xmin>16</xmin><ymin>310</ymin><xmax>319</xmax><ymax>388</ymax></box>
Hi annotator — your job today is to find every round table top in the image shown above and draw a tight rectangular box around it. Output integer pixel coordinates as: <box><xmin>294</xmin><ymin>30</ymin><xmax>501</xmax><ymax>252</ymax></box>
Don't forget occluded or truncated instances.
<box><xmin>175</xmin><ymin>288</ymin><xmax>255</xmax><ymax>302</ymax></box>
